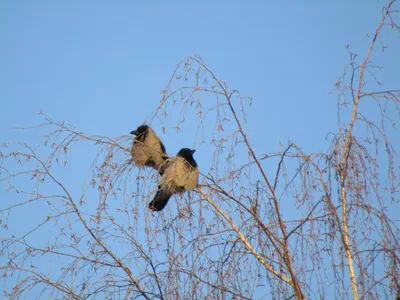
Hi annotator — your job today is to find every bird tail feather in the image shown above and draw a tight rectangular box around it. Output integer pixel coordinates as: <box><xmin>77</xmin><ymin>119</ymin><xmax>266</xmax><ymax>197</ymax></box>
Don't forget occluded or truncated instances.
<box><xmin>149</xmin><ymin>187</ymin><xmax>173</xmax><ymax>211</ymax></box>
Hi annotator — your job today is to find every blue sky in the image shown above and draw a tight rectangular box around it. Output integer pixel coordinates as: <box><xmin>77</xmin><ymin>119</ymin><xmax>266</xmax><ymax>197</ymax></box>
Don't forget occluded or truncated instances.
<box><xmin>2</xmin><ymin>1</ymin><xmax>397</xmax><ymax>145</ymax></box>
<box><xmin>1</xmin><ymin>1</ymin><xmax>399</xmax><ymax>298</ymax></box>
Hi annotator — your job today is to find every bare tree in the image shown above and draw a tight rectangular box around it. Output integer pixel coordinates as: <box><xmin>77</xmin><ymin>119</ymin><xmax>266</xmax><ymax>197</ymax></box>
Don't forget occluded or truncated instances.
<box><xmin>1</xmin><ymin>1</ymin><xmax>399</xmax><ymax>299</ymax></box>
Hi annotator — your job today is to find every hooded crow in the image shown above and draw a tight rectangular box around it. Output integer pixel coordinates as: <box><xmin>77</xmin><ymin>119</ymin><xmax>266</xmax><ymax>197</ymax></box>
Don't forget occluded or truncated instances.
<box><xmin>130</xmin><ymin>125</ymin><xmax>167</xmax><ymax>174</ymax></box>
<box><xmin>149</xmin><ymin>148</ymin><xmax>198</xmax><ymax>211</ymax></box>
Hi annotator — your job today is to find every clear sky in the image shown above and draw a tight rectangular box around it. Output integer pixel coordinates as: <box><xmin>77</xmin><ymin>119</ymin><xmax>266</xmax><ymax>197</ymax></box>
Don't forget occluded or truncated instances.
<box><xmin>2</xmin><ymin>1</ymin><xmax>398</xmax><ymax>146</ymax></box>
<box><xmin>1</xmin><ymin>1</ymin><xmax>399</xmax><ymax>298</ymax></box>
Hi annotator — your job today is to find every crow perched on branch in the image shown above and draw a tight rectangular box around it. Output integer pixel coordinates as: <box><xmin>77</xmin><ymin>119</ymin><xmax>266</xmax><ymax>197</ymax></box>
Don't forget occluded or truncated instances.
<box><xmin>149</xmin><ymin>148</ymin><xmax>198</xmax><ymax>211</ymax></box>
<box><xmin>130</xmin><ymin>125</ymin><xmax>167</xmax><ymax>174</ymax></box>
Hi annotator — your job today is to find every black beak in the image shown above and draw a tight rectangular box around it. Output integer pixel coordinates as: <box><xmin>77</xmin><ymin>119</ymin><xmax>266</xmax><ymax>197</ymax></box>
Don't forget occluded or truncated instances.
<box><xmin>130</xmin><ymin>130</ymin><xmax>138</xmax><ymax>135</ymax></box>
<box><xmin>192</xmin><ymin>149</ymin><xmax>196</xmax><ymax>154</ymax></box>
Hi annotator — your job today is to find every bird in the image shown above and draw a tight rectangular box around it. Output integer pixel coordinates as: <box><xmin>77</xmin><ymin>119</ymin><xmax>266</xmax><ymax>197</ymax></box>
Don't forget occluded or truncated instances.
<box><xmin>149</xmin><ymin>148</ymin><xmax>198</xmax><ymax>211</ymax></box>
<box><xmin>130</xmin><ymin>125</ymin><xmax>167</xmax><ymax>174</ymax></box>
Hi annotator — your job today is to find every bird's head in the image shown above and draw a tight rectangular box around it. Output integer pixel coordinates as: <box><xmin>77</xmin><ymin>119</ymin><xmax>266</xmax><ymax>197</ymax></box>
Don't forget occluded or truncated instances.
<box><xmin>130</xmin><ymin>125</ymin><xmax>149</xmax><ymax>136</ymax></box>
<box><xmin>177</xmin><ymin>148</ymin><xmax>196</xmax><ymax>159</ymax></box>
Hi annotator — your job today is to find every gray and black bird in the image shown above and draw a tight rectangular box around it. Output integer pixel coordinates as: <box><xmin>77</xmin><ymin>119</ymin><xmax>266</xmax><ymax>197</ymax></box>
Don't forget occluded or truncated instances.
<box><xmin>130</xmin><ymin>125</ymin><xmax>167</xmax><ymax>174</ymax></box>
<box><xmin>149</xmin><ymin>148</ymin><xmax>198</xmax><ymax>211</ymax></box>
